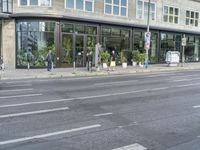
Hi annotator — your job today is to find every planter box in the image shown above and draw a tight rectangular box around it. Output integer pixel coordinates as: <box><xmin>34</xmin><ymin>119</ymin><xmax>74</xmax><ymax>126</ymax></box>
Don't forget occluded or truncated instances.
<box><xmin>102</xmin><ymin>63</ymin><xmax>107</xmax><ymax>69</ymax></box>
<box><xmin>122</xmin><ymin>62</ymin><xmax>127</xmax><ymax>68</ymax></box>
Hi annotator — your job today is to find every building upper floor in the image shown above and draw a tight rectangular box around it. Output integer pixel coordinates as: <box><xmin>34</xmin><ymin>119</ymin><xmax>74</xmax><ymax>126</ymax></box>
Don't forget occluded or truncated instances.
<box><xmin>2</xmin><ymin>0</ymin><xmax>200</xmax><ymax>31</ymax></box>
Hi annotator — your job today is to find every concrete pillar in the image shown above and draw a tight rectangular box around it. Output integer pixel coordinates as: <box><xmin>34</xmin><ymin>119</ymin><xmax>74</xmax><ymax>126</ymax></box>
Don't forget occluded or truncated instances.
<box><xmin>2</xmin><ymin>19</ymin><xmax>16</xmax><ymax>69</ymax></box>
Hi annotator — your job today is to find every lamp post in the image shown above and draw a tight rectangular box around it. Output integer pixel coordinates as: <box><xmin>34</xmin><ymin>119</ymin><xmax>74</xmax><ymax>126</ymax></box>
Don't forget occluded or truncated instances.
<box><xmin>144</xmin><ymin>0</ymin><xmax>151</xmax><ymax>69</ymax></box>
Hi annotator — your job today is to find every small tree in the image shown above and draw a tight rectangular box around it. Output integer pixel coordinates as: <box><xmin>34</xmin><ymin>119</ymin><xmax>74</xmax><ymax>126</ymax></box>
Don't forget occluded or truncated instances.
<box><xmin>100</xmin><ymin>50</ymin><xmax>110</xmax><ymax>64</ymax></box>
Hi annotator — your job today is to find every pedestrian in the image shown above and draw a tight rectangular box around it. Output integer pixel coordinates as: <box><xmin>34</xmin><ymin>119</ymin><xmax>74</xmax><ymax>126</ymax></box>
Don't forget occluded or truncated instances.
<box><xmin>27</xmin><ymin>50</ymin><xmax>33</xmax><ymax>70</ymax></box>
<box><xmin>86</xmin><ymin>51</ymin><xmax>93</xmax><ymax>72</ymax></box>
<box><xmin>46</xmin><ymin>50</ymin><xmax>53</xmax><ymax>71</ymax></box>
<box><xmin>110</xmin><ymin>50</ymin><xmax>116</xmax><ymax>71</ymax></box>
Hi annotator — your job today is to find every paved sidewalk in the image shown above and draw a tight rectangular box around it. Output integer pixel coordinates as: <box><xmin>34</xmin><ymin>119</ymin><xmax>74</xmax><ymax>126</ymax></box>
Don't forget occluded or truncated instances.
<box><xmin>1</xmin><ymin>63</ymin><xmax>200</xmax><ymax>80</ymax></box>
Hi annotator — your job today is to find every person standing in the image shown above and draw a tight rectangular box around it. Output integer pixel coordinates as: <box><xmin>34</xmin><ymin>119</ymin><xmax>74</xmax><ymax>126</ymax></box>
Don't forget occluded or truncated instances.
<box><xmin>46</xmin><ymin>50</ymin><xmax>53</xmax><ymax>71</ymax></box>
<box><xmin>110</xmin><ymin>50</ymin><xmax>116</xmax><ymax>71</ymax></box>
<box><xmin>86</xmin><ymin>51</ymin><xmax>93</xmax><ymax>72</ymax></box>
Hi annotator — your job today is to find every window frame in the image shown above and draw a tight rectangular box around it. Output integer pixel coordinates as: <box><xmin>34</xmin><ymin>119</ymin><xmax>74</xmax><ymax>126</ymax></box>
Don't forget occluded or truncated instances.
<box><xmin>136</xmin><ymin>0</ymin><xmax>156</xmax><ymax>21</ymax></box>
<box><xmin>65</xmin><ymin>0</ymin><xmax>94</xmax><ymax>12</ymax></box>
<box><xmin>104</xmin><ymin>0</ymin><xmax>128</xmax><ymax>17</ymax></box>
<box><xmin>163</xmin><ymin>5</ymin><xmax>180</xmax><ymax>24</ymax></box>
<box><xmin>185</xmin><ymin>10</ymin><xmax>199</xmax><ymax>27</ymax></box>
<box><xmin>18</xmin><ymin>0</ymin><xmax>52</xmax><ymax>7</ymax></box>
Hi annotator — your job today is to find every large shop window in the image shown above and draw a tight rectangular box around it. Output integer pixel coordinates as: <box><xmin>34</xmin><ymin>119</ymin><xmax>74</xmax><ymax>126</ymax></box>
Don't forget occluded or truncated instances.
<box><xmin>16</xmin><ymin>21</ymin><xmax>56</xmax><ymax>67</ymax></box>
<box><xmin>102</xmin><ymin>26</ymin><xmax>130</xmax><ymax>64</ymax></box>
<box><xmin>186</xmin><ymin>10</ymin><xmax>199</xmax><ymax>27</ymax></box>
<box><xmin>66</xmin><ymin>0</ymin><xmax>94</xmax><ymax>12</ymax></box>
<box><xmin>163</xmin><ymin>6</ymin><xmax>179</xmax><ymax>24</ymax></box>
<box><xmin>105</xmin><ymin>0</ymin><xmax>128</xmax><ymax>17</ymax></box>
<box><xmin>19</xmin><ymin>0</ymin><xmax>51</xmax><ymax>7</ymax></box>
<box><xmin>136</xmin><ymin>0</ymin><xmax>156</xmax><ymax>20</ymax></box>
<box><xmin>184</xmin><ymin>35</ymin><xmax>200</xmax><ymax>62</ymax></box>
<box><xmin>160</xmin><ymin>32</ymin><xmax>181</xmax><ymax>62</ymax></box>
<box><xmin>133</xmin><ymin>30</ymin><xmax>158</xmax><ymax>63</ymax></box>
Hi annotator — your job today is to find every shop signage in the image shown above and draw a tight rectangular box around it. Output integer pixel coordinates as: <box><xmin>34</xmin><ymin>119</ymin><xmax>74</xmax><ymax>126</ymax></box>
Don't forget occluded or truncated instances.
<box><xmin>144</xmin><ymin>32</ymin><xmax>151</xmax><ymax>50</ymax></box>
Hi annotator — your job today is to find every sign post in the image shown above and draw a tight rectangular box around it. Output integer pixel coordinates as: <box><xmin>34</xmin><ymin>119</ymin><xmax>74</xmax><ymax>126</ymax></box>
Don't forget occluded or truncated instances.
<box><xmin>181</xmin><ymin>34</ymin><xmax>186</xmax><ymax>67</ymax></box>
<box><xmin>144</xmin><ymin>0</ymin><xmax>151</xmax><ymax>69</ymax></box>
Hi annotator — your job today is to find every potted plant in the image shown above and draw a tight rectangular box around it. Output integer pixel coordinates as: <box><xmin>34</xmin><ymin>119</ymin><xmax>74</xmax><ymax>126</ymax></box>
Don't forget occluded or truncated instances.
<box><xmin>120</xmin><ymin>52</ymin><xmax>127</xmax><ymax>68</ymax></box>
<box><xmin>139</xmin><ymin>53</ymin><xmax>145</xmax><ymax>67</ymax></box>
<box><xmin>132</xmin><ymin>50</ymin><xmax>140</xmax><ymax>66</ymax></box>
<box><xmin>100</xmin><ymin>50</ymin><xmax>110</xmax><ymax>68</ymax></box>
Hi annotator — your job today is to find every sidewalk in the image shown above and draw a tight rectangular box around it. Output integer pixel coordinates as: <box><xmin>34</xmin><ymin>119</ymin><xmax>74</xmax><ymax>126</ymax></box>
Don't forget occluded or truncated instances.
<box><xmin>1</xmin><ymin>63</ymin><xmax>200</xmax><ymax>80</ymax></box>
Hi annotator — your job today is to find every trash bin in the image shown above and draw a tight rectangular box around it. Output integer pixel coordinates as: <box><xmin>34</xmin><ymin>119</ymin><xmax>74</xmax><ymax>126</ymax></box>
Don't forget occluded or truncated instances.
<box><xmin>165</xmin><ymin>51</ymin><xmax>180</xmax><ymax>66</ymax></box>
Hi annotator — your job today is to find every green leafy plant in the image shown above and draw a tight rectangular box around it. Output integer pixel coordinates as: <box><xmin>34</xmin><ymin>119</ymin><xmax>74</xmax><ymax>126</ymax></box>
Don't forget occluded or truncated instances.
<box><xmin>132</xmin><ymin>50</ymin><xmax>140</xmax><ymax>62</ymax></box>
<box><xmin>100</xmin><ymin>50</ymin><xmax>110</xmax><ymax>64</ymax></box>
<box><xmin>139</xmin><ymin>53</ymin><xmax>145</xmax><ymax>64</ymax></box>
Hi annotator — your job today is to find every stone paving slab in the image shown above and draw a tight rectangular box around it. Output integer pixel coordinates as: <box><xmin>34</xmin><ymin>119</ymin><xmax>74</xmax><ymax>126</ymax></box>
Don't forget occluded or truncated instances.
<box><xmin>0</xmin><ymin>63</ymin><xmax>200</xmax><ymax>80</ymax></box>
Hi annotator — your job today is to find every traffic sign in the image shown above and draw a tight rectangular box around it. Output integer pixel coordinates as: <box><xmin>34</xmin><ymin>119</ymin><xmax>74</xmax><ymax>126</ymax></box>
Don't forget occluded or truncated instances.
<box><xmin>182</xmin><ymin>37</ymin><xmax>187</xmax><ymax>46</ymax></box>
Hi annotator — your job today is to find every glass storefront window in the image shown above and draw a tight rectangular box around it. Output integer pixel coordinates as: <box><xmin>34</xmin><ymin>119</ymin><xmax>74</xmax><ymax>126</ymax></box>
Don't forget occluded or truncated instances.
<box><xmin>160</xmin><ymin>32</ymin><xmax>181</xmax><ymax>62</ymax></box>
<box><xmin>61</xmin><ymin>23</ymin><xmax>73</xmax><ymax>33</ymax></box>
<box><xmin>75</xmin><ymin>24</ymin><xmax>84</xmax><ymax>34</ymax></box>
<box><xmin>102</xmin><ymin>26</ymin><xmax>130</xmax><ymax>64</ymax></box>
<box><xmin>16</xmin><ymin>20</ymin><xmax>56</xmax><ymax>68</ymax></box>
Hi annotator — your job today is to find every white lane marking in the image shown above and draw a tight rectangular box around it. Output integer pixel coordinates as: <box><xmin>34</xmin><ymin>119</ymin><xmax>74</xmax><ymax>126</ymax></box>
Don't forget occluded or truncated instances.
<box><xmin>173</xmin><ymin>77</ymin><xmax>200</xmax><ymax>82</ymax></box>
<box><xmin>5</xmin><ymin>81</ymin><xmax>31</xmax><ymax>84</ymax></box>
<box><xmin>94</xmin><ymin>80</ymin><xmax>138</xmax><ymax>86</ymax></box>
<box><xmin>0</xmin><ymin>107</ymin><xmax>69</xmax><ymax>119</ymax></box>
<box><xmin>193</xmin><ymin>105</ymin><xmax>200</xmax><ymax>108</ymax></box>
<box><xmin>0</xmin><ymin>87</ymin><xmax>169</xmax><ymax>108</ymax></box>
<box><xmin>0</xmin><ymin>124</ymin><xmax>101</xmax><ymax>146</ymax></box>
<box><xmin>0</xmin><ymin>88</ymin><xmax>33</xmax><ymax>93</ymax></box>
<box><xmin>112</xmin><ymin>143</ymin><xmax>147</xmax><ymax>150</ymax></box>
<box><xmin>0</xmin><ymin>93</ymin><xmax>42</xmax><ymax>99</ymax></box>
<box><xmin>94</xmin><ymin>113</ymin><xmax>113</xmax><ymax>117</ymax></box>
<box><xmin>176</xmin><ymin>83</ymin><xmax>200</xmax><ymax>87</ymax></box>
<box><xmin>2</xmin><ymin>84</ymin><xmax>32</xmax><ymax>87</ymax></box>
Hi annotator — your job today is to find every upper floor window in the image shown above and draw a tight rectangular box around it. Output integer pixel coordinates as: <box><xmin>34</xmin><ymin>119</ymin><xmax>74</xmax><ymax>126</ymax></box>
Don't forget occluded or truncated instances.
<box><xmin>1</xmin><ymin>0</ymin><xmax>13</xmax><ymax>13</ymax></box>
<box><xmin>186</xmin><ymin>10</ymin><xmax>199</xmax><ymax>27</ymax></box>
<box><xmin>136</xmin><ymin>0</ymin><xmax>156</xmax><ymax>21</ymax></box>
<box><xmin>104</xmin><ymin>0</ymin><xmax>128</xmax><ymax>17</ymax></box>
<box><xmin>19</xmin><ymin>0</ymin><xmax>51</xmax><ymax>7</ymax></box>
<box><xmin>66</xmin><ymin>0</ymin><xmax>94</xmax><ymax>12</ymax></box>
<box><xmin>163</xmin><ymin>6</ymin><xmax>179</xmax><ymax>24</ymax></box>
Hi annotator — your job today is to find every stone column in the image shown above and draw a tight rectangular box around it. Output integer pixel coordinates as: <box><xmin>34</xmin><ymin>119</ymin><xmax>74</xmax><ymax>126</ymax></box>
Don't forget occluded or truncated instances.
<box><xmin>2</xmin><ymin>19</ymin><xmax>16</xmax><ymax>69</ymax></box>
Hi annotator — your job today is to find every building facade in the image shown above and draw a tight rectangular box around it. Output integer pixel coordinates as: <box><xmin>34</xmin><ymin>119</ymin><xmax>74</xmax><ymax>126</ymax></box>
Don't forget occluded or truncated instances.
<box><xmin>1</xmin><ymin>0</ymin><xmax>200</xmax><ymax>68</ymax></box>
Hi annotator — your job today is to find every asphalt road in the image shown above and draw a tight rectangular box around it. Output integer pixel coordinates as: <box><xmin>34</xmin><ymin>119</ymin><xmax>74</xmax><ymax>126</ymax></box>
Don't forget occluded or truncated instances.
<box><xmin>1</xmin><ymin>70</ymin><xmax>200</xmax><ymax>150</ymax></box>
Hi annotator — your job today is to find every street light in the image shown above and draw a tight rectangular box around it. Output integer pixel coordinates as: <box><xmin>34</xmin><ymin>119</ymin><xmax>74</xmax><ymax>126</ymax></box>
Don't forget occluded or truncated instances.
<box><xmin>144</xmin><ymin>0</ymin><xmax>151</xmax><ymax>69</ymax></box>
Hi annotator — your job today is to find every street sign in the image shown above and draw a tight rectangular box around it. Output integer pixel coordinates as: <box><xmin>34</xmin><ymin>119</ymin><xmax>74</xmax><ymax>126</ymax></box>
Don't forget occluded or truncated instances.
<box><xmin>182</xmin><ymin>37</ymin><xmax>187</xmax><ymax>46</ymax></box>
<box><xmin>144</xmin><ymin>32</ymin><xmax>151</xmax><ymax>50</ymax></box>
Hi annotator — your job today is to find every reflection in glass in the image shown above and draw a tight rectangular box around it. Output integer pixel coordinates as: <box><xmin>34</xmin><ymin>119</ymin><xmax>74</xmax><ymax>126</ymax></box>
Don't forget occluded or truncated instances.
<box><xmin>76</xmin><ymin>0</ymin><xmax>83</xmax><ymax>10</ymax></box>
<box><xmin>66</xmin><ymin>0</ymin><xmax>74</xmax><ymax>8</ymax></box>
<box><xmin>16</xmin><ymin>21</ymin><xmax>56</xmax><ymax>67</ymax></box>
<box><xmin>61</xmin><ymin>34</ymin><xmax>73</xmax><ymax>65</ymax></box>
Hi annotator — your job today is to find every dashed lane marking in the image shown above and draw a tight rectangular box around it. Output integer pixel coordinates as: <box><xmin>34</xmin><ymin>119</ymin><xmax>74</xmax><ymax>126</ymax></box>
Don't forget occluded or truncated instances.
<box><xmin>94</xmin><ymin>113</ymin><xmax>113</xmax><ymax>117</ymax></box>
<box><xmin>112</xmin><ymin>143</ymin><xmax>147</xmax><ymax>150</ymax></box>
<box><xmin>0</xmin><ymin>124</ymin><xmax>101</xmax><ymax>146</ymax></box>
<box><xmin>0</xmin><ymin>93</ymin><xmax>42</xmax><ymax>99</ymax></box>
<box><xmin>0</xmin><ymin>107</ymin><xmax>69</xmax><ymax>119</ymax></box>
<box><xmin>0</xmin><ymin>88</ymin><xmax>33</xmax><ymax>93</ymax></box>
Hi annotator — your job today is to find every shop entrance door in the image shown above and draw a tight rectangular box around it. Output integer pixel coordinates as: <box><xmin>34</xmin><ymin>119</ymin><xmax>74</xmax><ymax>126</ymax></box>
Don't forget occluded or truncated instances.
<box><xmin>60</xmin><ymin>33</ymin><xmax>74</xmax><ymax>67</ymax></box>
<box><xmin>60</xmin><ymin>34</ymin><xmax>97</xmax><ymax>67</ymax></box>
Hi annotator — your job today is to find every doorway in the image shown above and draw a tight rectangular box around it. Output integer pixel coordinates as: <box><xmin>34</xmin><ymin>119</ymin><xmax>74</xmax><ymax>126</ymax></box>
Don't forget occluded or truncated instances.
<box><xmin>60</xmin><ymin>34</ymin><xmax>97</xmax><ymax>67</ymax></box>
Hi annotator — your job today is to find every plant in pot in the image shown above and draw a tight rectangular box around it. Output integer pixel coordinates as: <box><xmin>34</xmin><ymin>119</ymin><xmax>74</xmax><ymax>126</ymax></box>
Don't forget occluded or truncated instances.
<box><xmin>138</xmin><ymin>53</ymin><xmax>145</xmax><ymax>67</ymax></box>
<box><xmin>132</xmin><ymin>50</ymin><xmax>140</xmax><ymax>66</ymax></box>
<box><xmin>120</xmin><ymin>52</ymin><xmax>127</xmax><ymax>68</ymax></box>
<box><xmin>100</xmin><ymin>50</ymin><xmax>110</xmax><ymax>69</ymax></box>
